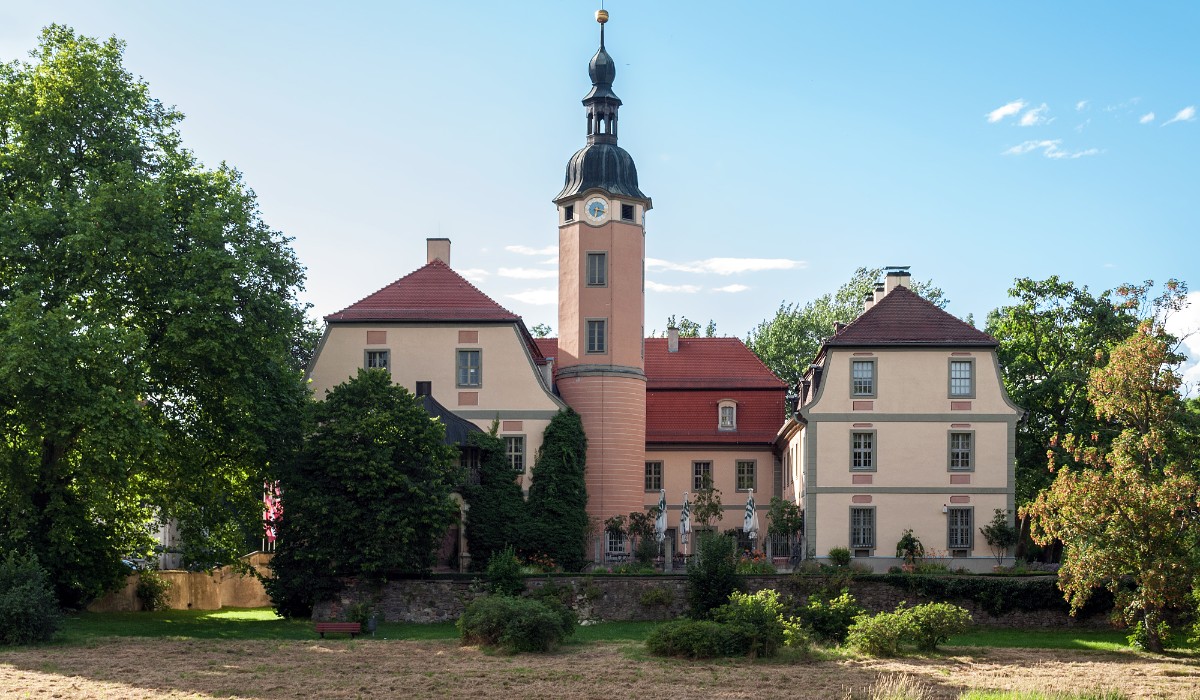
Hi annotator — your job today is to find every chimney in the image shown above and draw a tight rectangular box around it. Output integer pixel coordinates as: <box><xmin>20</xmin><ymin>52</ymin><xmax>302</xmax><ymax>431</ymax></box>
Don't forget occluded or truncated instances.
<box><xmin>667</xmin><ymin>327</ymin><xmax>679</xmax><ymax>353</ymax></box>
<box><xmin>833</xmin><ymin>321</ymin><xmax>846</xmax><ymax>334</ymax></box>
<box><xmin>427</xmin><ymin>238</ymin><xmax>451</xmax><ymax>265</ymax></box>
<box><xmin>863</xmin><ymin>291</ymin><xmax>875</xmax><ymax>312</ymax></box>
<box><xmin>884</xmin><ymin>266</ymin><xmax>911</xmax><ymax>294</ymax></box>
<box><xmin>873</xmin><ymin>282</ymin><xmax>886</xmax><ymax>303</ymax></box>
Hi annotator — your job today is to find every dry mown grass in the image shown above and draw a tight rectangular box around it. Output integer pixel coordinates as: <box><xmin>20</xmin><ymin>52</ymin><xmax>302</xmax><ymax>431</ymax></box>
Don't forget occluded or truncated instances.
<box><xmin>3</xmin><ymin>639</ymin><xmax>1200</xmax><ymax>699</ymax></box>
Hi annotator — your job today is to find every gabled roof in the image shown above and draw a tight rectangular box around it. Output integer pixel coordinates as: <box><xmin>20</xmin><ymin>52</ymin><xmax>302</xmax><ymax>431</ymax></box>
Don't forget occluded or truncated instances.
<box><xmin>824</xmin><ymin>285</ymin><xmax>997</xmax><ymax>348</ymax></box>
<box><xmin>325</xmin><ymin>260</ymin><xmax>521</xmax><ymax>323</ymax></box>
<box><xmin>647</xmin><ymin>389</ymin><xmax>785</xmax><ymax>446</ymax></box>
<box><xmin>644</xmin><ymin>338</ymin><xmax>787</xmax><ymax>390</ymax></box>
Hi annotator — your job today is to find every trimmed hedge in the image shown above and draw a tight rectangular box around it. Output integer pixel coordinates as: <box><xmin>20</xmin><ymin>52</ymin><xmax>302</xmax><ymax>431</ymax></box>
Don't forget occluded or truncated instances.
<box><xmin>458</xmin><ymin>595</ymin><xmax>576</xmax><ymax>653</ymax></box>
<box><xmin>646</xmin><ymin>619</ymin><xmax>755</xmax><ymax>658</ymax></box>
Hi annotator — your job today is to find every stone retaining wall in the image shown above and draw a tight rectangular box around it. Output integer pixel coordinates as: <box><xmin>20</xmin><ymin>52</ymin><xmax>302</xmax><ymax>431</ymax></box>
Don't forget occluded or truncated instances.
<box><xmin>313</xmin><ymin>574</ymin><xmax>1108</xmax><ymax>629</ymax></box>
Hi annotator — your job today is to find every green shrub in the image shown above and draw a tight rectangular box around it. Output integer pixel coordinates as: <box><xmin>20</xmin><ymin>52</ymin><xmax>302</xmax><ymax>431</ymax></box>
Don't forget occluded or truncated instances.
<box><xmin>484</xmin><ymin>546</ymin><xmax>525</xmax><ymax>597</ymax></box>
<box><xmin>906</xmin><ymin>602</ymin><xmax>972</xmax><ymax>651</ymax></box>
<box><xmin>895</xmin><ymin>529</ymin><xmax>925</xmax><ymax>565</ymax></box>
<box><xmin>0</xmin><ymin>551</ymin><xmax>62</xmax><ymax>645</ymax></box>
<box><xmin>827</xmin><ymin>547</ymin><xmax>852</xmax><ymax>567</ymax></box>
<box><xmin>639</xmin><ymin>586</ymin><xmax>675</xmax><ymax>614</ymax></box>
<box><xmin>634</xmin><ymin>537</ymin><xmax>660</xmax><ymax>566</ymax></box>
<box><xmin>135</xmin><ymin>570</ymin><xmax>172</xmax><ymax>611</ymax></box>
<box><xmin>781</xmin><ymin>616</ymin><xmax>811</xmax><ymax>651</ymax></box>
<box><xmin>798</xmin><ymin>588</ymin><xmax>864</xmax><ymax>643</ymax></box>
<box><xmin>458</xmin><ymin>595</ymin><xmax>576</xmax><ymax>652</ymax></box>
<box><xmin>645</xmin><ymin>619</ymin><xmax>754</xmax><ymax>658</ymax></box>
<box><xmin>712</xmin><ymin>589</ymin><xmax>787</xmax><ymax>658</ymax></box>
<box><xmin>686</xmin><ymin>532</ymin><xmax>741</xmax><ymax>619</ymax></box>
<box><xmin>846</xmin><ymin>608</ymin><xmax>912</xmax><ymax>657</ymax></box>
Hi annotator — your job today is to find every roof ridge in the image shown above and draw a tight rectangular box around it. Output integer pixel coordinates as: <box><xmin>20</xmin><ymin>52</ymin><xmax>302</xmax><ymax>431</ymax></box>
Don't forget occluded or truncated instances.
<box><xmin>326</xmin><ymin>259</ymin><xmax>520</xmax><ymax>322</ymax></box>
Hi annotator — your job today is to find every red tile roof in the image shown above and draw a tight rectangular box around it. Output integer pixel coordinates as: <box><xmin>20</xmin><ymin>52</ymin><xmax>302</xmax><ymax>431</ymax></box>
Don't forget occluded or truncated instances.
<box><xmin>325</xmin><ymin>260</ymin><xmax>521</xmax><ymax>323</ymax></box>
<box><xmin>825</xmin><ymin>286</ymin><xmax>997</xmax><ymax>348</ymax></box>
<box><xmin>533</xmin><ymin>337</ymin><xmax>557</xmax><ymax>359</ymax></box>
<box><xmin>647</xmin><ymin>389</ymin><xmax>785</xmax><ymax>445</ymax></box>
<box><xmin>644</xmin><ymin>338</ymin><xmax>787</xmax><ymax>390</ymax></box>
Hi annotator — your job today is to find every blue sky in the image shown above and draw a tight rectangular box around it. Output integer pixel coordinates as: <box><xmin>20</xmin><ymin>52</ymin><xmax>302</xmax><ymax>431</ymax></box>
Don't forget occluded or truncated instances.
<box><xmin>3</xmin><ymin>2</ymin><xmax>1198</xmax><ymax>381</ymax></box>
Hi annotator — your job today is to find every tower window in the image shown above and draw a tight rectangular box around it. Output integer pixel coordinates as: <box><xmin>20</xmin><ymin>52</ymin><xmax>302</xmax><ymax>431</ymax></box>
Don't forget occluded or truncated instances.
<box><xmin>586</xmin><ymin>319</ymin><xmax>607</xmax><ymax>353</ymax></box>
<box><xmin>565</xmin><ymin>205</ymin><xmax>575</xmax><ymax>222</ymax></box>
<box><xmin>586</xmin><ymin>252</ymin><xmax>607</xmax><ymax>286</ymax></box>
<box><xmin>621</xmin><ymin>203</ymin><xmax>634</xmax><ymax>221</ymax></box>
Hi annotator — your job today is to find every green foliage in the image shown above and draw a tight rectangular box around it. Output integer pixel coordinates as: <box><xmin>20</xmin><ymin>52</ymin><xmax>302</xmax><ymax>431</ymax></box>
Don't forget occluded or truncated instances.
<box><xmin>525</xmin><ymin>409</ymin><xmax>589</xmax><ymax>572</ymax></box>
<box><xmin>645</xmin><ymin>619</ymin><xmax>754</xmax><ymax>659</ymax></box>
<box><xmin>895</xmin><ymin>529</ymin><xmax>925</xmax><ymax>565</ymax></box>
<box><xmin>638</xmin><ymin>586</ymin><xmax>675</xmax><ymax>610</ymax></box>
<box><xmin>746</xmin><ymin>267</ymin><xmax>947</xmax><ymax>390</ymax></box>
<box><xmin>135</xmin><ymin>570</ymin><xmax>171</xmax><ymax>611</ymax></box>
<box><xmin>735</xmin><ymin>551</ymin><xmax>776</xmax><ymax>574</ymax></box>
<box><xmin>457</xmin><ymin>595</ymin><xmax>576</xmax><ymax>653</ymax></box>
<box><xmin>660</xmin><ymin>315</ymin><xmax>717</xmax><ymax>338</ymax></box>
<box><xmin>484</xmin><ymin>546</ymin><xmax>525</xmax><ymax>597</ymax></box>
<box><xmin>690</xmin><ymin>475</ymin><xmax>723</xmax><ymax>529</ymax></box>
<box><xmin>797</xmin><ymin>588</ymin><xmax>864</xmax><ymax>643</ymax></box>
<box><xmin>871</xmin><ymin>572</ymin><xmax>1108</xmax><ymax>618</ymax></box>
<box><xmin>462</xmin><ymin>430</ymin><xmax>527</xmax><ymax>570</ymax></box>
<box><xmin>266</xmin><ymin>370</ymin><xmax>461</xmax><ymax>617</ymax></box>
<box><xmin>712</xmin><ymin>589</ymin><xmax>788</xmax><ymax>658</ymax></box>
<box><xmin>766</xmin><ymin>497</ymin><xmax>803</xmax><ymax>560</ymax></box>
<box><xmin>686</xmin><ymin>532</ymin><xmax>741</xmax><ymax>619</ymax></box>
<box><xmin>905</xmin><ymin>602</ymin><xmax>973</xmax><ymax>651</ymax></box>
<box><xmin>980</xmin><ymin>509</ymin><xmax>1019</xmax><ymax>566</ymax></box>
<box><xmin>0</xmin><ymin>26</ymin><xmax>310</xmax><ymax>607</ymax></box>
<box><xmin>846</xmin><ymin>608</ymin><xmax>911</xmax><ymax>657</ymax></box>
<box><xmin>0</xmin><ymin>551</ymin><xmax>62</xmax><ymax>645</ymax></box>
<box><xmin>827</xmin><ymin>547</ymin><xmax>852</xmax><ymax>567</ymax></box>
<box><xmin>345</xmin><ymin>602</ymin><xmax>374</xmax><ymax>625</ymax></box>
<box><xmin>847</xmin><ymin>602</ymin><xmax>973</xmax><ymax>656</ymax></box>
<box><xmin>1127</xmin><ymin>618</ymin><xmax>1172</xmax><ymax>651</ymax></box>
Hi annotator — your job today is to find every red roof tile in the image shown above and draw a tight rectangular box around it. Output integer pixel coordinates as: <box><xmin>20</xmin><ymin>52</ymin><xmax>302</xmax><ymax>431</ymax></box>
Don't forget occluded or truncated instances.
<box><xmin>533</xmin><ymin>337</ymin><xmax>558</xmax><ymax>359</ymax></box>
<box><xmin>325</xmin><ymin>260</ymin><xmax>521</xmax><ymax>323</ymax></box>
<box><xmin>825</xmin><ymin>286</ymin><xmax>997</xmax><ymax>348</ymax></box>
<box><xmin>644</xmin><ymin>338</ymin><xmax>787</xmax><ymax>390</ymax></box>
<box><xmin>647</xmin><ymin>389</ymin><xmax>785</xmax><ymax>445</ymax></box>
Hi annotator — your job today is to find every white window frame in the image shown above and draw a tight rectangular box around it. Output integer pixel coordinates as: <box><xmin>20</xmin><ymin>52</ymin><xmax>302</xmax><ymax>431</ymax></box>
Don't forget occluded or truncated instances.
<box><xmin>850</xmin><ymin>431</ymin><xmax>876</xmax><ymax>471</ymax></box>
<box><xmin>505</xmin><ymin>435</ymin><xmax>525</xmax><ymax>472</ymax></box>
<box><xmin>692</xmin><ymin>461</ymin><xmax>712</xmax><ymax>491</ymax></box>
<box><xmin>851</xmin><ymin>359</ymin><xmax>876</xmax><ymax>398</ymax></box>
<box><xmin>457</xmin><ymin>348</ymin><xmax>481</xmax><ymax>387</ymax></box>
<box><xmin>948</xmin><ymin>358</ymin><xmax>975</xmax><ymax>398</ymax></box>
<box><xmin>365</xmin><ymin>349</ymin><xmax>390</xmax><ymax>371</ymax></box>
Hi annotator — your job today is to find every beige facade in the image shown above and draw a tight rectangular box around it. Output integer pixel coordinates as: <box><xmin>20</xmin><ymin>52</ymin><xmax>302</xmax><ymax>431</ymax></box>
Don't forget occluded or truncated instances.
<box><xmin>308</xmin><ymin>320</ymin><xmax>566</xmax><ymax>489</ymax></box>
<box><xmin>784</xmin><ymin>276</ymin><xmax>1021</xmax><ymax>573</ymax></box>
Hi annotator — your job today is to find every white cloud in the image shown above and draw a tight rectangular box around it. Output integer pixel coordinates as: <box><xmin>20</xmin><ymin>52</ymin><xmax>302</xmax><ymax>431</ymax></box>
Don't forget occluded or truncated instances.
<box><xmin>498</xmin><ymin>267</ymin><xmax>557</xmax><ymax>280</ymax></box>
<box><xmin>1164</xmin><ymin>106</ymin><xmax>1196</xmax><ymax>125</ymax></box>
<box><xmin>645</xmin><ymin>257</ymin><xmax>806</xmax><ymax>275</ymax></box>
<box><xmin>1104</xmin><ymin>97</ymin><xmax>1141</xmax><ymax>112</ymax></box>
<box><xmin>458</xmin><ymin>268</ymin><xmax>490</xmax><ymax>283</ymax></box>
<box><xmin>1075</xmin><ymin>119</ymin><xmax>1091</xmax><ymax>133</ymax></box>
<box><xmin>1139</xmin><ymin>112</ymin><xmax>1156</xmax><ymax>124</ymax></box>
<box><xmin>645</xmin><ymin>281</ymin><xmax>702</xmax><ymax>293</ymax></box>
<box><xmin>1003</xmin><ymin>140</ymin><xmax>1101</xmax><ymax>159</ymax></box>
<box><xmin>1075</xmin><ymin>100</ymin><xmax>1089</xmax><ymax>111</ymax></box>
<box><xmin>713</xmin><ymin>284</ymin><xmax>750</xmax><ymax>293</ymax></box>
<box><xmin>987</xmin><ymin>99</ymin><xmax>1026</xmax><ymax>123</ymax></box>
<box><xmin>507</xmin><ymin>289</ymin><xmax>557</xmax><ymax>305</ymax></box>
<box><xmin>1019</xmin><ymin>103</ymin><xmax>1050</xmax><ymax>126</ymax></box>
<box><xmin>1165</xmin><ymin>291</ymin><xmax>1200</xmax><ymax>396</ymax></box>
<box><xmin>506</xmin><ymin>244</ymin><xmax>557</xmax><ymax>256</ymax></box>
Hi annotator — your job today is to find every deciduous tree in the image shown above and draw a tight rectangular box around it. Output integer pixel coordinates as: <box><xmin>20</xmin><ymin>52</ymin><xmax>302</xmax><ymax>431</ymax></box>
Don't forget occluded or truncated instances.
<box><xmin>0</xmin><ymin>27</ymin><xmax>310</xmax><ymax>606</ymax></box>
<box><xmin>266</xmin><ymin>370</ymin><xmax>461</xmax><ymax>617</ymax></box>
<box><xmin>1022</xmin><ymin>317</ymin><xmax>1199</xmax><ymax>652</ymax></box>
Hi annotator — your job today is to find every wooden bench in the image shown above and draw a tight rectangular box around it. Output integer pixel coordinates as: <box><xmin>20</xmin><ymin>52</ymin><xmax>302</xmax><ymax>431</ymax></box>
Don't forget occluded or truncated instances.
<box><xmin>315</xmin><ymin>622</ymin><xmax>362</xmax><ymax>638</ymax></box>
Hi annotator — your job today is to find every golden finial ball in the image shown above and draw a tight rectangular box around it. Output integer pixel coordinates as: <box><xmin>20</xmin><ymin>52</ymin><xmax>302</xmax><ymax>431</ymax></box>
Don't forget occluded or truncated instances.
<box><xmin>595</xmin><ymin>9</ymin><xmax>609</xmax><ymax>24</ymax></box>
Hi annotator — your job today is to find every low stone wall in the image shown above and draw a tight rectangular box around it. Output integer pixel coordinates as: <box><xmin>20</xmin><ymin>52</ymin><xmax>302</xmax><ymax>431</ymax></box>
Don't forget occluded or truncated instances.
<box><xmin>88</xmin><ymin>552</ymin><xmax>272</xmax><ymax>612</ymax></box>
<box><xmin>313</xmin><ymin>573</ymin><xmax>1108</xmax><ymax>629</ymax></box>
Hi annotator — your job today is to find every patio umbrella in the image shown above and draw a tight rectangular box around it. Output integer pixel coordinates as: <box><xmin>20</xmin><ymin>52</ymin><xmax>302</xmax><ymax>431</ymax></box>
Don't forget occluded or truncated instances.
<box><xmin>679</xmin><ymin>491</ymin><xmax>691</xmax><ymax>549</ymax></box>
<box><xmin>744</xmin><ymin>489</ymin><xmax>759</xmax><ymax>542</ymax></box>
<box><xmin>655</xmin><ymin>489</ymin><xmax>667</xmax><ymax>543</ymax></box>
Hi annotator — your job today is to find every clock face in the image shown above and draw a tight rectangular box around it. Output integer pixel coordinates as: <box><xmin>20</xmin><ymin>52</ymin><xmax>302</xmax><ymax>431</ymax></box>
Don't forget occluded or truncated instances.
<box><xmin>584</xmin><ymin>196</ymin><xmax>609</xmax><ymax>223</ymax></box>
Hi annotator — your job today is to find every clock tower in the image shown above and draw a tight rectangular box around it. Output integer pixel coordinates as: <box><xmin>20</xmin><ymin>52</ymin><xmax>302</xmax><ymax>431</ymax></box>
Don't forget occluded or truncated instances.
<box><xmin>554</xmin><ymin>9</ymin><xmax>652</xmax><ymax>525</ymax></box>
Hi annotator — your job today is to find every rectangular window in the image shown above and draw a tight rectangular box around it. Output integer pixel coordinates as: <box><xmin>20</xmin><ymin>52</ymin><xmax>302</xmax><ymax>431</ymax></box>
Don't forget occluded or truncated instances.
<box><xmin>586</xmin><ymin>251</ymin><xmax>608</xmax><ymax>286</ymax></box>
<box><xmin>949</xmin><ymin>359</ymin><xmax>974</xmax><ymax>397</ymax></box>
<box><xmin>693</xmin><ymin>461</ymin><xmax>712</xmax><ymax>491</ymax></box>
<box><xmin>719</xmin><ymin>404</ymin><xmax>736</xmax><ymax>429</ymax></box>
<box><xmin>457</xmin><ymin>349</ymin><xmax>481</xmax><ymax>387</ymax></box>
<box><xmin>948</xmin><ymin>431</ymin><xmax>973</xmax><ymax>471</ymax></box>
<box><xmin>644</xmin><ymin>461</ymin><xmax>663</xmax><ymax>491</ymax></box>
<box><xmin>605</xmin><ymin>530</ymin><xmax>627</xmax><ymax>560</ymax></box>
<box><xmin>850</xmin><ymin>431</ymin><xmax>876</xmax><ymax>471</ymax></box>
<box><xmin>736</xmin><ymin>460</ymin><xmax>756</xmax><ymax>491</ymax></box>
<box><xmin>850</xmin><ymin>507</ymin><xmax>875</xmax><ymax>550</ymax></box>
<box><xmin>948</xmin><ymin>507</ymin><xmax>973</xmax><ymax>550</ymax></box>
<box><xmin>587</xmin><ymin>319</ymin><xmax>607</xmax><ymax>353</ymax></box>
<box><xmin>505</xmin><ymin>436</ymin><xmax>525</xmax><ymax>472</ymax></box>
<box><xmin>851</xmin><ymin>360</ymin><xmax>875</xmax><ymax>397</ymax></box>
<box><xmin>564</xmin><ymin>204</ymin><xmax>574</xmax><ymax>222</ymax></box>
<box><xmin>621</xmin><ymin>203</ymin><xmax>635</xmax><ymax>221</ymax></box>
<box><xmin>365</xmin><ymin>349</ymin><xmax>390</xmax><ymax>371</ymax></box>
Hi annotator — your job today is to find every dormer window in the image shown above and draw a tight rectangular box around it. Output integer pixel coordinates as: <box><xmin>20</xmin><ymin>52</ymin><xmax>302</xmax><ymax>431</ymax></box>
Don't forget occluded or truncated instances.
<box><xmin>718</xmin><ymin>400</ymin><xmax>737</xmax><ymax>430</ymax></box>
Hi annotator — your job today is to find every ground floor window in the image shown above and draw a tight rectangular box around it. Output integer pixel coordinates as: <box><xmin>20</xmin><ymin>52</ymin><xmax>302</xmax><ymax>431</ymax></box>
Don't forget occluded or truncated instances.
<box><xmin>850</xmin><ymin>507</ymin><xmax>875</xmax><ymax>552</ymax></box>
